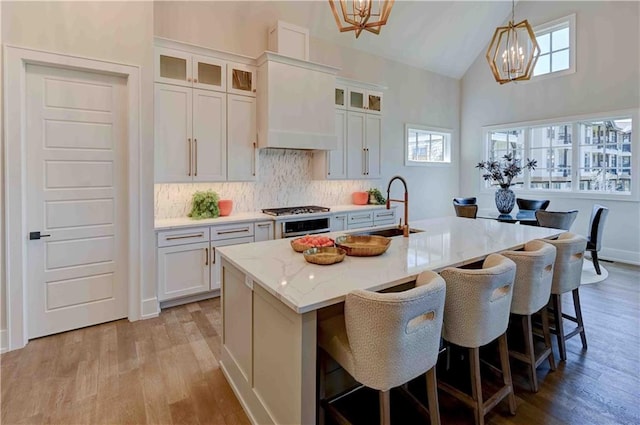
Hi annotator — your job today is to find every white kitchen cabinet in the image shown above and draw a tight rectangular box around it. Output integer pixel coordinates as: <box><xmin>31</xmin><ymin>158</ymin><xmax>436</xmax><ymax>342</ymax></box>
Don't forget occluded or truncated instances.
<box><xmin>347</xmin><ymin>210</ymin><xmax>374</xmax><ymax>229</ymax></box>
<box><xmin>227</xmin><ymin>94</ymin><xmax>257</xmax><ymax>181</ymax></box>
<box><xmin>346</xmin><ymin>112</ymin><xmax>381</xmax><ymax>179</ymax></box>
<box><xmin>347</xmin><ymin>87</ymin><xmax>382</xmax><ymax>114</ymax></box>
<box><xmin>211</xmin><ymin>236</ymin><xmax>255</xmax><ymax>291</ymax></box>
<box><xmin>156</xmin><ymin>47</ymin><xmax>226</xmax><ymax>92</ymax></box>
<box><xmin>373</xmin><ymin>208</ymin><xmax>397</xmax><ymax>227</ymax></box>
<box><xmin>365</xmin><ymin>114</ymin><xmax>382</xmax><ymax>179</ymax></box>
<box><xmin>334</xmin><ymin>84</ymin><xmax>347</xmax><ymax>110</ymax></box>
<box><xmin>155</xmin><ymin>84</ymin><xmax>192</xmax><ymax>182</ymax></box>
<box><xmin>254</xmin><ymin>221</ymin><xmax>275</xmax><ymax>242</ymax></box>
<box><xmin>155</xmin><ymin>84</ymin><xmax>226</xmax><ymax>182</ymax></box>
<box><xmin>312</xmin><ymin>109</ymin><xmax>347</xmax><ymax>180</ymax></box>
<box><xmin>331</xmin><ymin>213</ymin><xmax>347</xmax><ymax>232</ymax></box>
<box><xmin>157</xmin><ymin>241</ymin><xmax>210</xmax><ymax>301</ymax></box>
<box><xmin>227</xmin><ymin>62</ymin><xmax>256</xmax><ymax>97</ymax></box>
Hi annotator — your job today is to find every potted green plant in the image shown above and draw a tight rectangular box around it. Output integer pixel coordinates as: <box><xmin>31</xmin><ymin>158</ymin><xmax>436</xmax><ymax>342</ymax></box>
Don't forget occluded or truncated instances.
<box><xmin>188</xmin><ymin>190</ymin><xmax>220</xmax><ymax>219</ymax></box>
<box><xmin>367</xmin><ymin>188</ymin><xmax>386</xmax><ymax>205</ymax></box>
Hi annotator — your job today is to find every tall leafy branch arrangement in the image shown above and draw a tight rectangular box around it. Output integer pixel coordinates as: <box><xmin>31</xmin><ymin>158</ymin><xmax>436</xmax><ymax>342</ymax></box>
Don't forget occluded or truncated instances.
<box><xmin>476</xmin><ymin>154</ymin><xmax>537</xmax><ymax>188</ymax></box>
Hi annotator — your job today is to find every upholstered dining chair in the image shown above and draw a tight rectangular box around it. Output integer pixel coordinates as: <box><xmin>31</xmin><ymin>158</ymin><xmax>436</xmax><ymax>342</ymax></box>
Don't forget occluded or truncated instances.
<box><xmin>502</xmin><ymin>240</ymin><xmax>557</xmax><ymax>392</ymax></box>
<box><xmin>453</xmin><ymin>197</ymin><xmax>478</xmax><ymax>219</ymax></box>
<box><xmin>586</xmin><ymin>204</ymin><xmax>609</xmax><ymax>275</ymax></box>
<box><xmin>318</xmin><ymin>271</ymin><xmax>446</xmax><ymax>425</ymax></box>
<box><xmin>545</xmin><ymin>233</ymin><xmax>588</xmax><ymax>361</ymax></box>
<box><xmin>536</xmin><ymin>210</ymin><xmax>578</xmax><ymax>231</ymax></box>
<box><xmin>516</xmin><ymin>198</ymin><xmax>550</xmax><ymax>211</ymax></box>
<box><xmin>439</xmin><ymin>254</ymin><xmax>517</xmax><ymax>425</ymax></box>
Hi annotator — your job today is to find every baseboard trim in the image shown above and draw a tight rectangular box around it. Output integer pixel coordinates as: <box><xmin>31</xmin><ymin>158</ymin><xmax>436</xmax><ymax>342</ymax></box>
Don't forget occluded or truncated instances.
<box><xmin>159</xmin><ymin>290</ymin><xmax>220</xmax><ymax>310</ymax></box>
<box><xmin>1</xmin><ymin>329</ymin><xmax>8</xmax><ymax>354</ymax></box>
<box><xmin>599</xmin><ymin>247</ymin><xmax>640</xmax><ymax>266</ymax></box>
<box><xmin>141</xmin><ymin>297</ymin><xmax>160</xmax><ymax>319</ymax></box>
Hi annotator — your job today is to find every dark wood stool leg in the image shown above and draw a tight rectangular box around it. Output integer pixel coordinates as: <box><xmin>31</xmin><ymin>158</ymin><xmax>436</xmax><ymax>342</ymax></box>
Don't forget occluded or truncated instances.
<box><xmin>426</xmin><ymin>367</ymin><xmax>441</xmax><ymax>425</ymax></box>
<box><xmin>591</xmin><ymin>250</ymin><xmax>602</xmax><ymax>275</ymax></box>
<box><xmin>379</xmin><ymin>390</ymin><xmax>391</xmax><ymax>425</ymax></box>
<box><xmin>551</xmin><ymin>294</ymin><xmax>567</xmax><ymax>361</ymax></box>
<box><xmin>522</xmin><ymin>315</ymin><xmax>538</xmax><ymax>392</ymax></box>
<box><xmin>469</xmin><ymin>347</ymin><xmax>484</xmax><ymax>425</ymax></box>
<box><xmin>573</xmin><ymin>288</ymin><xmax>588</xmax><ymax>350</ymax></box>
<box><xmin>541</xmin><ymin>307</ymin><xmax>556</xmax><ymax>371</ymax></box>
<box><xmin>498</xmin><ymin>334</ymin><xmax>517</xmax><ymax>415</ymax></box>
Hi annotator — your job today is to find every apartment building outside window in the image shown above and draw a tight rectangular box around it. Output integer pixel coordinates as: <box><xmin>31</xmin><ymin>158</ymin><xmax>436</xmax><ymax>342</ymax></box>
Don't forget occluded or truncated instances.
<box><xmin>484</xmin><ymin>111</ymin><xmax>634</xmax><ymax>197</ymax></box>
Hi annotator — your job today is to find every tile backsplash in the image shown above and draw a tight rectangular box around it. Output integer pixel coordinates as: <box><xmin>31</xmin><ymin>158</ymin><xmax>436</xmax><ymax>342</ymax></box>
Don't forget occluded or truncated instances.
<box><xmin>155</xmin><ymin>149</ymin><xmax>376</xmax><ymax>219</ymax></box>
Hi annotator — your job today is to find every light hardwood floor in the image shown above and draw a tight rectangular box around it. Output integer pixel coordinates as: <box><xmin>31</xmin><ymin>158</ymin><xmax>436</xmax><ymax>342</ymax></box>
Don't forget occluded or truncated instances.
<box><xmin>2</xmin><ymin>261</ymin><xmax>639</xmax><ymax>425</ymax></box>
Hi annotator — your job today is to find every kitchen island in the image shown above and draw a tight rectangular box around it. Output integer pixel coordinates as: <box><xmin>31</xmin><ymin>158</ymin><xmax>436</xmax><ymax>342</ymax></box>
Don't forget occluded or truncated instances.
<box><xmin>217</xmin><ymin>216</ymin><xmax>564</xmax><ymax>425</ymax></box>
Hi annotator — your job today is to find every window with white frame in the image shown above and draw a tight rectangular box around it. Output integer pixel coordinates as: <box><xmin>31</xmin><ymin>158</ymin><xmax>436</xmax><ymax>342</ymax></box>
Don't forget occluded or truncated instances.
<box><xmin>533</xmin><ymin>14</ymin><xmax>576</xmax><ymax>78</ymax></box>
<box><xmin>405</xmin><ymin>124</ymin><xmax>451</xmax><ymax>166</ymax></box>
<box><xmin>484</xmin><ymin>112</ymin><xmax>634</xmax><ymax>196</ymax></box>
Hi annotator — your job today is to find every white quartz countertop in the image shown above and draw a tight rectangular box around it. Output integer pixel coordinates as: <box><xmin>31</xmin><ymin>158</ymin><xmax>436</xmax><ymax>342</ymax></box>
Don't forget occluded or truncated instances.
<box><xmin>155</xmin><ymin>212</ymin><xmax>273</xmax><ymax>231</ymax></box>
<box><xmin>218</xmin><ymin>216</ymin><xmax>564</xmax><ymax>314</ymax></box>
<box><xmin>154</xmin><ymin>204</ymin><xmax>393</xmax><ymax>230</ymax></box>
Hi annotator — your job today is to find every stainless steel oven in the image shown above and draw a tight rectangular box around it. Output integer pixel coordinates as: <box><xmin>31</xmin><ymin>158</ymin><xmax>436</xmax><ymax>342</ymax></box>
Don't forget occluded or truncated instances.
<box><xmin>262</xmin><ymin>206</ymin><xmax>332</xmax><ymax>238</ymax></box>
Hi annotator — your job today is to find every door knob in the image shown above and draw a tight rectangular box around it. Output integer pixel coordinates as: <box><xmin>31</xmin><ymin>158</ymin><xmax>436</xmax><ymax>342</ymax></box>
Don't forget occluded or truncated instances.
<box><xmin>29</xmin><ymin>231</ymin><xmax>51</xmax><ymax>240</ymax></box>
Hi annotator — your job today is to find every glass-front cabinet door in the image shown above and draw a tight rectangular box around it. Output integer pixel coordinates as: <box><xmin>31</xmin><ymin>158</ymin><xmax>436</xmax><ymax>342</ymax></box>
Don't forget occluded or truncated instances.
<box><xmin>156</xmin><ymin>47</ymin><xmax>192</xmax><ymax>87</ymax></box>
<box><xmin>348</xmin><ymin>87</ymin><xmax>367</xmax><ymax>112</ymax></box>
<box><xmin>366</xmin><ymin>90</ymin><xmax>383</xmax><ymax>114</ymax></box>
<box><xmin>227</xmin><ymin>62</ymin><xmax>256</xmax><ymax>97</ymax></box>
<box><xmin>335</xmin><ymin>84</ymin><xmax>347</xmax><ymax>109</ymax></box>
<box><xmin>192</xmin><ymin>55</ymin><xmax>226</xmax><ymax>92</ymax></box>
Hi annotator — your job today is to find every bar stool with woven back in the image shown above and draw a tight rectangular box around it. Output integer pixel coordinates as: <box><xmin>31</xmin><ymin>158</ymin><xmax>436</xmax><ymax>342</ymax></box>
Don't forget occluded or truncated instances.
<box><xmin>502</xmin><ymin>240</ymin><xmax>557</xmax><ymax>392</ymax></box>
<box><xmin>544</xmin><ymin>233</ymin><xmax>588</xmax><ymax>361</ymax></box>
<box><xmin>318</xmin><ymin>271</ymin><xmax>446</xmax><ymax>425</ymax></box>
<box><xmin>438</xmin><ymin>254</ymin><xmax>518</xmax><ymax>425</ymax></box>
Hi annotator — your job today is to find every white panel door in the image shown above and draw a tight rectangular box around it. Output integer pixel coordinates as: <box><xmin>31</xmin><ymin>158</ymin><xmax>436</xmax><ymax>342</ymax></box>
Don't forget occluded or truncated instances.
<box><xmin>365</xmin><ymin>114</ymin><xmax>382</xmax><ymax>178</ymax></box>
<box><xmin>227</xmin><ymin>94</ymin><xmax>257</xmax><ymax>181</ymax></box>
<box><xmin>346</xmin><ymin>111</ymin><xmax>366</xmax><ymax>179</ymax></box>
<box><xmin>155</xmin><ymin>83</ymin><xmax>192</xmax><ymax>182</ymax></box>
<box><xmin>26</xmin><ymin>64</ymin><xmax>128</xmax><ymax>338</ymax></box>
<box><xmin>193</xmin><ymin>89</ymin><xmax>226</xmax><ymax>181</ymax></box>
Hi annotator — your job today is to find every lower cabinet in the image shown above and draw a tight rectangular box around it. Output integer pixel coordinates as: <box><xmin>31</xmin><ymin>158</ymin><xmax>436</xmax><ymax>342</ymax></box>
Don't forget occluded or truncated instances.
<box><xmin>211</xmin><ymin>236</ymin><xmax>255</xmax><ymax>290</ymax></box>
<box><xmin>331</xmin><ymin>213</ymin><xmax>347</xmax><ymax>232</ymax></box>
<box><xmin>254</xmin><ymin>221</ymin><xmax>275</xmax><ymax>242</ymax></box>
<box><xmin>373</xmin><ymin>208</ymin><xmax>397</xmax><ymax>227</ymax></box>
<box><xmin>157</xmin><ymin>241</ymin><xmax>211</xmax><ymax>301</ymax></box>
<box><xmin>347</xmin><ymin>210</ymin><xmax>374</xmax><ymax>229</ymax></box>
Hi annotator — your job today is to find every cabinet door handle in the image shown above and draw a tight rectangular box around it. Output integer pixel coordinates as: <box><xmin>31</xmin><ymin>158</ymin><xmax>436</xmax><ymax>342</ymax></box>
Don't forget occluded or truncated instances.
<box><xmin>205</xmin><ymin>247</ymin><xmax>209</xmax><ymax>266</ymax></box>
<box><xmin>257</xmin><ymin>223</ymin><xmax>271</xmax><ymax>228</ymax></box>
<box><xmin>194</xmin><ymin>78</ymin><xmax>198</xmax><ymax>83</ymax></box>
<box><xmin>165</xmin><ymin>232</ymin><xmax>204</xmax><ymax>241</ymax></box>
<box><xmin>217</xmin><ymin>227</ymin><xmax>250</xmax><ymax>235</ymax></box>
<box><xmin>252</xmin><ymin>142</ymin><xmax>257</xmax><ymax>176</ymax></box>
<box><xmin>188</xmin><ymin>138</ymin><xmax>192</xmax><ymax>176</ymax></box>
<box><xmin>351</xmin><ymin>214</ymin><xmax>371</xmax><ymax>220</ymax></box>
<box><xmin>336</xmin><ymin>216</ymin><xmax>345</xmax><ymax>220</ymax></box>
<box><xmin>362</xmin><ymin>148</ymin><xmax>366</xmax><ymax>176</ymax></box>
<box><xmin>377</xmin><ymin>212</ymin><xmax>394</xmax><ymax>218</ymax></box>
<box><xmin>194</xmin><ymin>138</ymin><xmax>198</xmax><ymax>177</ymax></box>
<box><xmin>365</xmin><ymin>148</ymin><xmax>369</xmax><ymax>175</ymax></box>
<box><xmin>188</xmin><ymin>77</ymin><xmax>192</xmax><ymax>83</ymax></box>
<box><xmin>212</xmin><ymin>247</ymin><xmax>216</xmax><ymax>264</ymax></box>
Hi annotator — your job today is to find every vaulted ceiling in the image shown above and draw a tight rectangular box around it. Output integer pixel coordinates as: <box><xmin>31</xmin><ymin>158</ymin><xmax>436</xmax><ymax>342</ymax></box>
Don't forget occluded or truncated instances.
<box><xmin>244</xmin><ymin>1</ymin><xmax>515</xmax><ymax>79</ymax></box>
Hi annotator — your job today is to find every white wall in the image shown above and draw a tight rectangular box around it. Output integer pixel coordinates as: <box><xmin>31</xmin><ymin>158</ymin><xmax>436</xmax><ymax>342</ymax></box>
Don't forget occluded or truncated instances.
<box><xmin>1</xmin><ymin>1</ymin><xmax>157</xmax><ymax>345</ymax></box>
<box><xmin>461</xmin><ymin>1</ymin><xmax>640</xmax><ymax>264</ymax></box>
<box><xmin>154</xmin><ymin>0</ymin><xmax>461</xmax><ymax>221</ymax></box>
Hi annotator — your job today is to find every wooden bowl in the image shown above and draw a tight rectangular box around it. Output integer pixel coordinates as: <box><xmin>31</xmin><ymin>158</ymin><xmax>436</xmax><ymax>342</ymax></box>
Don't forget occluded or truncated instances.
<box><xmin>335</xmin><ymin>235</ymin><xmax>391</xmax><ymax>257</ymax></box>
<box><xmin>291</xmin><ymin>237</ymin><xmax>335</xmax><ymax>253</ymax></box>
<box><xmin>303</xmin><ymin>247</ymin><xmax>346</xmax><ymax>265</ymax></box>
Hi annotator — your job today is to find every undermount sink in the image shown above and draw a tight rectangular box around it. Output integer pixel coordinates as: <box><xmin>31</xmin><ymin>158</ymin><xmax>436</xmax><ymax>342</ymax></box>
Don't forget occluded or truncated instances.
<box><xmin>354</xmin><ymin>227</ymin><xmax>423</xmax><ymax>238</ymax></box>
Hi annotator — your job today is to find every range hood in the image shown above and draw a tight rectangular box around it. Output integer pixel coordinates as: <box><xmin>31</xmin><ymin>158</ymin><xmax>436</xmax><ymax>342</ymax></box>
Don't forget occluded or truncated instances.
<box><xmin>256</xmin><ymin>52</ymin><xmax>339</xmax><ymax>150</ymax></box>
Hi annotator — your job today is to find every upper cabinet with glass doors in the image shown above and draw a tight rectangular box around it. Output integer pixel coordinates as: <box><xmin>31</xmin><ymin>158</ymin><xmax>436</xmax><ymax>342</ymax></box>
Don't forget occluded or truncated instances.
<box><xmin>156</xmin><ymin>47</ymin><xmax>226</xmax><ymax>92</ymax></box>
<box><xmin>347</xmin><ymin>87</ymin><xmax>382</xmax><ymax>114</ymax></box>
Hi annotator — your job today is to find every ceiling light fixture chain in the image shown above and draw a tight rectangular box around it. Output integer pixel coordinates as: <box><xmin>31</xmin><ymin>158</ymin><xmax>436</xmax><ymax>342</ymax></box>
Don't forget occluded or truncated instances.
<box><xmin>328</xmin><ymin>0</ymin><xmax>395</xmax><ymax>39</ymax></box>
<box><xmin>486</xmin><ymin>0</ymin><xmax>540</xmax><ymax>84</ymax></box>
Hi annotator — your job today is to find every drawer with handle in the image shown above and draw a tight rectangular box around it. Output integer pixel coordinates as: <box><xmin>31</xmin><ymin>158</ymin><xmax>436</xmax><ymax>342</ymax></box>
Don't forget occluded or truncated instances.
<box><xmin>374</xmin><ymin>209</ymin><xmax>396</xmax><ymax>224</ymax></box>
<box><xmin>211</xmin><ymin>222</ymin><xmax>255</xmax><ymax>241</ymax></box>
<box><xmin>347</xmin><ymin>211</ymin><xmax>374</xmax><ymax>225</ymax></box>
<box><xmin>158</xmin><ymin>227</ymin><xmax>210</xmax><ymax>247</ymax></box>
